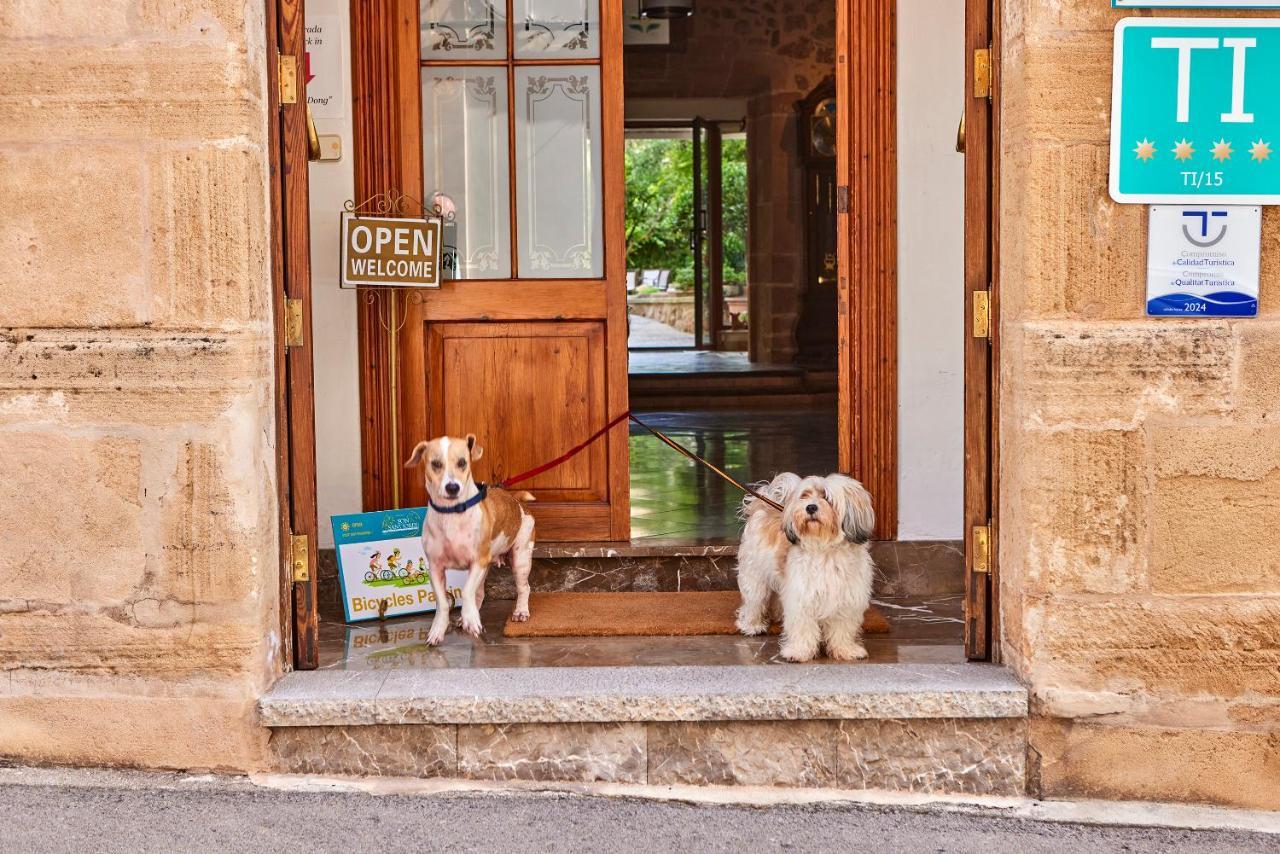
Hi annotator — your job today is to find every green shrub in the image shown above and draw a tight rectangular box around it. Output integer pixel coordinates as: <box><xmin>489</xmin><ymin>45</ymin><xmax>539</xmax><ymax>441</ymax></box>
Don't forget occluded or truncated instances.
<box><xmin>626</xmin><ymin>138</ymin><xmax>748</xmax><ymax>286</ymax></box>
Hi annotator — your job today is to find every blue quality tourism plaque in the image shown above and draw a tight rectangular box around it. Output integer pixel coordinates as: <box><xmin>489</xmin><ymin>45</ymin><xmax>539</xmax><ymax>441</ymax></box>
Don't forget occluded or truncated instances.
<box><xmin>1146</xmin><ymin>205</ymin><xmax>1260</xmax><ymax>316</ymax></box>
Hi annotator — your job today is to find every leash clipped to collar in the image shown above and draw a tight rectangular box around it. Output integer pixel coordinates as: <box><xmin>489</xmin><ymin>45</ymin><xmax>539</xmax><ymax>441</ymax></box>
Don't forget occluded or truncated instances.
<box><xmin>498</xmin><ymin>411</ymin><xmax>784</xmax><ymax>512</ymax></box>
<box><xmin>429</xmin><ymin>483</ymin><xmax>488</xmax><ymax>514</ymax></box>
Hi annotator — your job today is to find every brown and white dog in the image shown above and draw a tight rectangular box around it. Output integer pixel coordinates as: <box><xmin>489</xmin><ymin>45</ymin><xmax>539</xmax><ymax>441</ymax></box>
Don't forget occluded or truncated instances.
<box><xmin>405</xmin><ymin>434</ymin><xmax>535</xmax><ymax>645</ymax></box>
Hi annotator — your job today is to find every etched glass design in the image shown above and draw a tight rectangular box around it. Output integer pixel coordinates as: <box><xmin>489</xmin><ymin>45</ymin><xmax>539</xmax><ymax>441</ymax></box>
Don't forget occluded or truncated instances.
<box><xmin>514</xmin><ymin>0</ymin><xmax>599</xmax><ymax>59</ymax></box>
<box><xmin>421</xmin><ymin>68</ymin><xmax>511</xmax><ymax>278</ymax></box>
<box><xmin>420</xmin><ymin>0</ymin><xmax>507</xmax><ymax>58</ymax></box>
<box><xmin>515</xmin><ymin>66</ymin><xmax>603</xmax><ymax>277</ymax></box>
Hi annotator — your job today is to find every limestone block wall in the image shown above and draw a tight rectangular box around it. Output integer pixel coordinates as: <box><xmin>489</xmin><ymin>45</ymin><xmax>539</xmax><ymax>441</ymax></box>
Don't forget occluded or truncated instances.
<box><xmin>625</xmin><ymin>0</ymin><xmax>837</xmax><ymax>364</ymax></box>
<box><xmin>0</xmin><ymin>1</ymin><xmax>279</xmax><ymax>770</ymax></box>
<box><xmin>1000</xmin><ymin>2</ymin><xmax>1280</xmax><ymax>809</ymax></box>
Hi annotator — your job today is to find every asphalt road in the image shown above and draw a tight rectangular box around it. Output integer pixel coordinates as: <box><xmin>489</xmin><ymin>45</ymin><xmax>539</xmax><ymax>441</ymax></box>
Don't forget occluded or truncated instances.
<box><xmin>0</xmin><ymin>773</ymin><xmax>1273</xmax><ymax>854</ymax></box>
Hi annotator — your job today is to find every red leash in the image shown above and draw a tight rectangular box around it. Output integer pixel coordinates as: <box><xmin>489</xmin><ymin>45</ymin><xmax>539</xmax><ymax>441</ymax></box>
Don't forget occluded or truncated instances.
<box><xmin>499</xmin><ymin>410</ymin><xmax>632</xmax><ymax>488</ymax></box>
<box><xmin>498</xmin><ymin>410</ymin><xmax>784</xmax><ymax>512</ymax></box>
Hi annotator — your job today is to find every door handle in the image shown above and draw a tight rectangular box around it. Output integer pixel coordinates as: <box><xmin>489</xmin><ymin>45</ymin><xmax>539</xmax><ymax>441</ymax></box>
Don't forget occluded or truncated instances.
<box><xmin>306</xmin><ymin>104</ymin><xmax>322</xmax><ymax>161</ymax></box>
<box><xmin>955</xmin><ymin>110</ymin><xmax>966</xmax><ymax>154</ymax></box>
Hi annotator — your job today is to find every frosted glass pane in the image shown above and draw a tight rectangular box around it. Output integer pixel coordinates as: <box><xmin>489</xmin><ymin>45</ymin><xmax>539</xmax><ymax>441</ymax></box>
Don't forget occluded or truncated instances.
<box><xmin>421</xmin><ymin>68</ymin><xmax>511</xmax><ymax>279</ymax></box>
<box><xmin>515</xmin><ymin>66</ymin><xmax>603</xmax><ymax>278</ymax></box>
<box><xmin>514</xmin><ymin>0</ymin><xmax>599</xmax><ymax>59</ymax></box>
<box><xmin>420</xmin><ymin>0</ymin><xmax>506</xmax><ymax>58</ymax></box>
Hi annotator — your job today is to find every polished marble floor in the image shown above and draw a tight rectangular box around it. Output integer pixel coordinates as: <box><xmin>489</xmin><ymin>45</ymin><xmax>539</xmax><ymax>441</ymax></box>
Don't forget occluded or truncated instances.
<box><xmin>315</xmin><ymin>593</ymin><xmax>965</xmax><ymax>670</ymax></box>
<box><xmin>629</xmin><ymin>349</ymin><xmax>798</xmax><ymax>375</ymax></box>
<box><xmin>628</xmin><ymin>407</ymin><xmax>837</xmax><ymax>542</ymax></box>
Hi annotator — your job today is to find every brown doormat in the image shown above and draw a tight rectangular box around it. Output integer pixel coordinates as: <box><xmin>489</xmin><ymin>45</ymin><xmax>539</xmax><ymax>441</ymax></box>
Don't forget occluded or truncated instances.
<box><xmin>503</xmin><ymin>590</ymin><xmax>890</xmax><ymax>638</ymax></box>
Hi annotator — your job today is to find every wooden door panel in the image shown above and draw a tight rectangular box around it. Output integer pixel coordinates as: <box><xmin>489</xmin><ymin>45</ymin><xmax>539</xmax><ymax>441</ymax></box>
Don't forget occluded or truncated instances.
<box><xmin>418</xmin><ymin>321</ymin><xmax>612</xmax><ymax>541</ymax></box>
<box><xmin>963</xmin><ymin>0</ymin><xmax>997</xmax><ymax>660</ymax></box>
<box><xmin>269</xmin><ymin>0</ymin><xmax>318</xmax><ymax>669</ymax></box>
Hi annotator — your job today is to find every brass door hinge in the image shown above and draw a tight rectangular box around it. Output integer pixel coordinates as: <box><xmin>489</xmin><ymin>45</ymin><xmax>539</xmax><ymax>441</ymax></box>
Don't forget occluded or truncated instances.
<box><xmin>290</xmin><ymin>533</ymin><xmax>310</xmax><ymax>582</ymax></box>
<box><xmin>278</xmin><ymin>54</ymin><xmax>298</xmax><ymax>105</ymax></box>
<box><xmin>973</xmin><ymin>47</ymin><xmax>992</xmax><ymax>100</ymax></box>
<box><xmin>835</xmin><ymin>185</ymin><xmax>849</xmax><ymax>214</ymax></box>
<box><xmin>971</xmin><ymin>524</ymin><xmax>991</xmax><ymax>574</ymax></box>
<box><xmin>284</xmin><ymin>297</ymin><xmax>304</xmax><ymax>349</ymax></box>
<box><xmin>972</xmin><ymin>289</ymin><xmax>991</xmax><ymax>338</ymax></box>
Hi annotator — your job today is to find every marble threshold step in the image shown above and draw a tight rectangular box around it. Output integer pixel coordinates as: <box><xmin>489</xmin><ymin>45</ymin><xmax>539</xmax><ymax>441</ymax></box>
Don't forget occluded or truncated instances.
<box><xmin>318</xmin><ymin>541</ymin><xmax>964</xmax><ymax>623</ymax></box>
<box><xmin>259</xmin><ymin>664</ymin><xmax>1029</xmax><ymax>795</ymax></box>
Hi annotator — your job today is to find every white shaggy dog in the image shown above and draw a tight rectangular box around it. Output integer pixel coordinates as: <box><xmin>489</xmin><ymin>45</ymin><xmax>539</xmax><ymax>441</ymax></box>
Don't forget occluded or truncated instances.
<box><xmin>735</xmin><ymin>473</ymin><xmax>876</xmax><ymax>663</ymax></box>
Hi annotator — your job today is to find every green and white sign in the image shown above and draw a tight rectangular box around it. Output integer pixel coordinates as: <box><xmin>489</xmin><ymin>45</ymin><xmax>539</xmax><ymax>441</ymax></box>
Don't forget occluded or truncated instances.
<box><xmin>1111</xmin><ymin>19</ymin><xmax>1280</xmax><ymax>203</ymax></box>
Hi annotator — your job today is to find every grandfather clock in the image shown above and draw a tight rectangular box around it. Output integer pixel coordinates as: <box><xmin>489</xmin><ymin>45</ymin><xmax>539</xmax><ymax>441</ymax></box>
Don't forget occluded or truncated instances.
<box><xmin>794</xmin><ymin>80</ymin><xmax>839</xmax><ymax>369</ymax></box>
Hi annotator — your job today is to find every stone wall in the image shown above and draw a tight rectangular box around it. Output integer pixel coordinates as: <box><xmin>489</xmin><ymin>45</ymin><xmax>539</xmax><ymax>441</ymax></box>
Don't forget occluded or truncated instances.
<box><xmin>0</xmin><ymin>1</ymin><xmax>279</xmax><ymax>770</ymax></box>
<box><xmin>625</xmin><ymin>0</ymin><xmax>836</xmax><ymax>364</ymax></box>
<box><xmin>627</xmin><ymin>294</ymin><xmax>696</xmax><ymax>334</ymax></box>
<box><xmin>1000</xmin><ymin>2</ymin><xmax>1280</xmax><ymax>810</ymax></box>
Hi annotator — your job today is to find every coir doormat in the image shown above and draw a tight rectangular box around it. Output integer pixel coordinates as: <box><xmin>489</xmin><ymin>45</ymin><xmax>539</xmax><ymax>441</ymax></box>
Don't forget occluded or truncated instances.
<box><xmin>502</xmin><ymin>590</ymin><xmax>890</xmax><ymax>638</ymax></box>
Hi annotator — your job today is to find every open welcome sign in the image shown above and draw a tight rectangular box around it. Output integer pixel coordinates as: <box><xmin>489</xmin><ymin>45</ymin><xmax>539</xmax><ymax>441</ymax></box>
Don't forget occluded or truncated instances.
<box><xmin>340</xmin><ymin>213</ymin><xmax>442</xmax><ymax>288</ymax></box>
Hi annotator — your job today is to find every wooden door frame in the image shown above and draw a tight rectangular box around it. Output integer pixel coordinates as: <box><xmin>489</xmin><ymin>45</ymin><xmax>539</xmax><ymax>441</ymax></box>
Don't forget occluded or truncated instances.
<box><xmin>963</xmin><ymin>0</ymin><xmax>999</xmax><ymax>661</ymax></box>
<box><xmin>835</xmin><ymin>0</ymin><xmax>899</xmax><ymax>540</ymax></box>
<box><xmin>692</xmin><ymin>116</ymin><xmax>705</xmax><ymax>347</ymax></box>
<box><xmin>705</xmin><ymin>122</ymin><xmax>724</xmax><ymax>351</ymax></box>
<box><xmin>837</xmin><ymin>0</ymin><xmax>999</xmax><ymax>658</ymax></box>
<box><xmin>273</xmin><ymin>0</ymin><xmax>997</xmax><ymax>662</ymax></box>
<box><xmin>267</xmin><ymin>0</ymin><xmax>319</xmax><ymax>669</ymax></box>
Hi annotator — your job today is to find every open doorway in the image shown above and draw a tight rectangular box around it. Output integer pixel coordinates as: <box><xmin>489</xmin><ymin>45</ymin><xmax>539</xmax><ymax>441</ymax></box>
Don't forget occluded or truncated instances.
<box><xmin>288</xmin><ymin>0</ymin><xmax>986</xmax><ymax>670</ymax></box>
<box><xmin>624</xmin><ymin>122</ymin><xmax>748</xmax><ymax>351</ymax></box>
<box><xmin>622</xmin><ymin>5</ymin><xmax>843</xmax><ymax>543</ymax></box>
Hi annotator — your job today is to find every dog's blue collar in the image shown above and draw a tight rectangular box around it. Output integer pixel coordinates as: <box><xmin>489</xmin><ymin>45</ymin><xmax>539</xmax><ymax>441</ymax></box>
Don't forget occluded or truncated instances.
<box><xmin>429</xmin><ymin>483</ymin><xmax>488</xmax><ymax>514</ymax></box>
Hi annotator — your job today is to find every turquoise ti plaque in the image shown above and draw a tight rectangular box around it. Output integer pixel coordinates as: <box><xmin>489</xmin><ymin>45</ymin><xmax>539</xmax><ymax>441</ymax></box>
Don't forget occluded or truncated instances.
<box><xmin>1111</xmin><ymin>19</ymin><xmax>1280</xmax><ymax>203</ymax></box>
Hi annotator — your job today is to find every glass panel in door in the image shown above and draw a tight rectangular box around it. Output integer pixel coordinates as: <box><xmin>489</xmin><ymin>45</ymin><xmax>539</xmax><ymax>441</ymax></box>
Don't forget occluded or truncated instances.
<box><xmin>513</xmin><ymin>0</ymin><xmax>600</xmax><ymax>58</ymax></box>
<box><xmin>420</xmin><ymin>0</ymin><xmax>507</xmax><ymax>57</ymax></box>
<box><xmin>514</xmin><ymin>65</ymin><xmax>603</xmax><ymax>277</ymax></box>
<box><xmin>421</xmin><ymin>67</ymin><xmax>512</xmax><ymax>279</ymax></box>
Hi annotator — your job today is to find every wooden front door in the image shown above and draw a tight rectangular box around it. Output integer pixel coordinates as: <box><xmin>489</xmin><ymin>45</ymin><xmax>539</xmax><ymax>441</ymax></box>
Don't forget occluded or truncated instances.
<box><xmin>353</xmin><ymin>0</ymin><xmax>630</xmax><ymax>542</ymax></box>
<box><xmin>962</xmin><ymin>0</ymin><xmax>998</xmax><ymax>661</ymax></box>
<box><xmin>268</xmin><ymin>0</ymin><xmax>319</xmax><ymax>668</ymax></box>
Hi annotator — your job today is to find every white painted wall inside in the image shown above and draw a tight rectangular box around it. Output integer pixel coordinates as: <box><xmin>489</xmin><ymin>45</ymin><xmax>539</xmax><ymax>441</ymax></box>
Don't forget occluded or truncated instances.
<box><xmin>306</xmin><ymin>0</ymin><xmax>361</xmax><ymax>548</ymax></box>
<box><xmin>306</xmin><ymin>0</ymin><xmax>965</xmax><ymax>544</ymax></box>
<box><xmin>895</xmin><ymin>0</ymin><xmax>965</xmax><ymax>540</ymax></box>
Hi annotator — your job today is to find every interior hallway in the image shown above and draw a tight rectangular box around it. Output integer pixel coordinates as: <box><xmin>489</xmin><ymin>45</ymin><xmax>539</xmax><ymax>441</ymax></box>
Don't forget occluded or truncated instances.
<box><xmin>628</xmin><ymin>407</ymin><xmax>837</xmax><ymax>543</ymax></box>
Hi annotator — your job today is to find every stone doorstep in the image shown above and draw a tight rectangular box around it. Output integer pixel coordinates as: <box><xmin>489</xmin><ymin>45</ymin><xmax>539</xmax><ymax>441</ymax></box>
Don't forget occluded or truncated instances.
<box><xmin>260</xmin><ymin>665</ymin><xmax>1029</xmax><ymax>794</ymax></box>
<box><xmin>259</xmin><ymin>664</ymin><xmax>1025</xmax><ymax>727</ymax></box>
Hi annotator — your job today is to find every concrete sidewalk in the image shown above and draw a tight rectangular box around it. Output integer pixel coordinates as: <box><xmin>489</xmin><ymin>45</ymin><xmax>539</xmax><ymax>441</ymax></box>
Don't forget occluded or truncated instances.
<box><xmin>0</xmin><ymin>767</ymin><xmax>1276</xmax><ymax>853</ymax></box>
